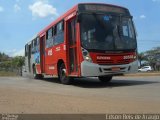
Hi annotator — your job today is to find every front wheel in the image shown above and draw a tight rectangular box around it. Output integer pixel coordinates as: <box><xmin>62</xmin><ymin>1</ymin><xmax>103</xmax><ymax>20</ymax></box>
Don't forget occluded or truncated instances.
<box><xmin>58</xmin><ymin>63</ymin><xmax>71</xmax><ymax>85</ymax></box>
<box><xmin>98</xmin><ymin>76</ymin><xmax>112</xmax><ymax>83</ymax></box>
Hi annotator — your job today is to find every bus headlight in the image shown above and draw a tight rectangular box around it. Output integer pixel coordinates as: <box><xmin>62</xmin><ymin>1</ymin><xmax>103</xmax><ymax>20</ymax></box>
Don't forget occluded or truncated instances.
<box><xmin>81</xmin><ymin>48</ymin><xmax>92</xmax><ymax>63</ymax></box>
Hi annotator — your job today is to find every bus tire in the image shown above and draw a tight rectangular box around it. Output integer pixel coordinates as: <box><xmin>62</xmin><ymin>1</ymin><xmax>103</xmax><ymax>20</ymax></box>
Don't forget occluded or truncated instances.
<box><xmin>98</xmin><ymin>76</ymin><xmax>112</xmax><ymax>83</ymax></box>
<box><xmin>58</xmin><ymin>63</ymin><xmax>71</xmax><ymax>85</ymax></box>
<box><xmin>33</xmin><ymin>66</ymin><xmax>43</xmax><ymax>79</ymax></box>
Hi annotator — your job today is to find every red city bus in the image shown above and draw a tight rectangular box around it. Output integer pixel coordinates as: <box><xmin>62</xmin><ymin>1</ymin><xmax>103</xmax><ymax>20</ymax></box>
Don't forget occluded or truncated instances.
<box><xmin>24</xmin><ymin>3</ymin><xmax>138</xmax><ymax>84</ymax></box>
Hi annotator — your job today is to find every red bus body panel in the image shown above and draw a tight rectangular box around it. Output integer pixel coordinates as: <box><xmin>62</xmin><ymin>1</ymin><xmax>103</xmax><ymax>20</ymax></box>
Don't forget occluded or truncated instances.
<box><xmin>38</xmin><ymin>5</ymin><xmax>79</xmax><ymax>76</ymax></box>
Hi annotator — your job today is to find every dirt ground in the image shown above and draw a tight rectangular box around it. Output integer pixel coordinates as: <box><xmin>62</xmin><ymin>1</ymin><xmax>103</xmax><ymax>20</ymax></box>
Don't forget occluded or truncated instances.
<box><xmin>0</xmin><ymin>76</ymin><xmax>160</xmax><ymax>113</ymax></box>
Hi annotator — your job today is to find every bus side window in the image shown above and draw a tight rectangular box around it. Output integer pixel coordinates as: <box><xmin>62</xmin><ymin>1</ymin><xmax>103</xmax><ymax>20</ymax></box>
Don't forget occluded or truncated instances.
<box><xmin>46</xmin><ymin>28</ymin><xmax>53</xmax><ymax>48</ymax></box>
<box><xmin>54</xmin><ymin>20</ymin><xmax>64</xmax><ymax>45</ymax></box>
<box><xmin>46</xmin><ymin>28</ymin><xmax>53</xmax><ymax>39</ymax></box>
<box><xmin>53</xmin><ymin>26</ymin><xmax>57</xmax><ymax>36</ymax></box>
<box><xmin>37</xmin><ymin>37</ymin><xmax>40</xmax><ymax>51</ymax></box>
<box><xmin>35</xmin><ymin>38</ymin><xmax>39</xmax><ymax>52</ymax></box>
<box><xmin>57</xmin><ymin>21</ymin><xmax>64</xmax><ymax>34</ymax></box>
<box><xmin>25</xmin><ymin>45</ymin><xmax>28</xmax><ymax>56</ymax></box>
<box><xmin>34</xmin><ymin>39</ymin><xmax>37</xmax><ymax>49</ymax></box>
<box><xmin>31</xmin><ymin>40</ymin><xmax>34</xmax><ymax>54</ymax></box>
<box><xmin>31</xmin><ymin>38</ymin><xmax>39</xmax><ymax>54</ymax></box>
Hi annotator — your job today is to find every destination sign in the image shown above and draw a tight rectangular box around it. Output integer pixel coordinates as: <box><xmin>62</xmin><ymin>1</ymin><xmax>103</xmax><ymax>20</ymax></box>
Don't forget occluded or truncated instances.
<box><xmin>79</xmin><ymin>4</ymin><xmax>129</xmax><ymax>14</ymax></box>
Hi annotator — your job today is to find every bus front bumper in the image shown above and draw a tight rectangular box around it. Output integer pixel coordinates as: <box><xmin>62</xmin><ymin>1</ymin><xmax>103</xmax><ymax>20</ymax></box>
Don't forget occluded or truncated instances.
<box><xmin>81</xmin><ymin>60</ymin><xmax>138</xmax><ymax>77</ymax></box>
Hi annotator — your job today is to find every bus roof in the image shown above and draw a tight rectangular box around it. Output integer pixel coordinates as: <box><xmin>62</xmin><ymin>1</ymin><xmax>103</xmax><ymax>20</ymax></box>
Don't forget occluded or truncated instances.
<box><xmin>26</xmin><ymin>34</ymin><xmax>38</xmax><ymax>45</ymax></box>
<box><xmin>38</xmin><ymin>3</ymin><xmax>128</xmax><ymax>37</ymax></box>
<box><xmin>38</xmin><ymin>4</ymin><xmax>78</xmax><ymax>37</ymax></box>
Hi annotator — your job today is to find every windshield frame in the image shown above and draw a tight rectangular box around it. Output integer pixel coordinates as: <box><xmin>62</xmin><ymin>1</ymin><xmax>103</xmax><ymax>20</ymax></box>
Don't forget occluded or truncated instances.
<box><xmin>79</xmin><ymin>12</ymin><xmax>137</xmax><ymax>52</ymax></box>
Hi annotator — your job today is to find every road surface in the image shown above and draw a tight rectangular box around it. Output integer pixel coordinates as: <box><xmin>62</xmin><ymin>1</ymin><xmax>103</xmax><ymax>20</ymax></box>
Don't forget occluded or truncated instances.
<box><xmin>0</xmin><ymin>76</ymin><xmax>160</xmax><ymax>113</ymax></box>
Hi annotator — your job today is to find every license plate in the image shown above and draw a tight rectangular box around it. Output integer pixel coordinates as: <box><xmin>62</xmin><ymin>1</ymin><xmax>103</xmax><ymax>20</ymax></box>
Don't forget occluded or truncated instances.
<box><xmin>112</xmin><ymin>67</ymin><xmax>120</xmax><ymax>71</ymax></box>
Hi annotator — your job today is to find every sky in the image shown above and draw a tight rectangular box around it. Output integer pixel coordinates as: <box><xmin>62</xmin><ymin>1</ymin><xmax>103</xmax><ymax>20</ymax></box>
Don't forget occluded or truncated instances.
<box><xmin>0</xmin><ymin>0</ymin><xmax>160</xmax><ymax>56</ymax></box>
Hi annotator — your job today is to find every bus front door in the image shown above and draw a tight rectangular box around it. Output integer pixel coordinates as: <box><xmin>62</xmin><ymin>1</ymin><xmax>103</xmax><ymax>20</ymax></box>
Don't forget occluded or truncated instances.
<box><xmin>67</xmin><ymin>17</ymin><xmax>78</xmax><ymax>75</ymax></box>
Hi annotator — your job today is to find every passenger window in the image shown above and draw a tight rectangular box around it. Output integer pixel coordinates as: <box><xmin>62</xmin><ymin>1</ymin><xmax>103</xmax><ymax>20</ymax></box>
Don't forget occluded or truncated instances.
<box><xmin>31</xmin><ymin>37</ymin><xmax>40</xmax><ymax>54</ymax></box>
<box><xmin>53</xmin><ymin>26</ymin><xmax>57</xmax><ymax>35</ymax></box>
<box><xmin>54</xmin><ymin>20</ymin><xmax>64</xmax><ymax>45</ymax></box>
<box><xmin>46</xmin><ymin>28</ymin><xmax>53</xmax><ymax>39</ymax></box>
<box><xmin>31</xmin><ymin>40</ymin><xmax>34</xmax><ymax>54</ymax></box>
<box><xmin>46</xmin><ymin>28</ymin><xmax>54</xmax><ymax>48</ymax></box>
<box><xmin>57</xmin><ymin>21</ymin><xmax>64</xmax><ymax>34</ymax></box>
<box><xmin>25</xmin><ymin>45</ymin><xmax>28</xmax><ymax>56</ymax></box>
<box><xmin>37</xmin><ymin>37</ymin><xmax>40</xmax><ymax>51</ymax></box>
<box><xmin>34</xmin><ymin>39</ymin><xmax>37</xmax><ymax>47</ymax></box>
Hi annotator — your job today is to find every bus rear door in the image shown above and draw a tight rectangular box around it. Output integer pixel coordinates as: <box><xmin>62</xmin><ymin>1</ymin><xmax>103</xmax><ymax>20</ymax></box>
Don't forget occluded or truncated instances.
<box><xmin>28</xmin><ymin>44</ymin><xmax>32</xmax><ymax>73</ymax></box>
<box><xmin>40</xmin><ymin>35</ymin><xmax>45</xmax><ymax>73</ymax></box>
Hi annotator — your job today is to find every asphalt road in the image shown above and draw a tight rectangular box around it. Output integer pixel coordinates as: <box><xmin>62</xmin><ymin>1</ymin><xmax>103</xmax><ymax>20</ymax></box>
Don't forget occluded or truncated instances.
<box><xmin>0</xmin><ymin>76</ymin><xmax>160</xmax><ymax>113</ymax></box>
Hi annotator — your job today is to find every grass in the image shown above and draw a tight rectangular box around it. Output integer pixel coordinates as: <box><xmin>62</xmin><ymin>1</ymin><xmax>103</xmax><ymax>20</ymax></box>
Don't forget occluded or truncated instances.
<box><xmin>0</xmin><ymin>71</ymin><xmax>18</xmax><ymax>77</ymax></box>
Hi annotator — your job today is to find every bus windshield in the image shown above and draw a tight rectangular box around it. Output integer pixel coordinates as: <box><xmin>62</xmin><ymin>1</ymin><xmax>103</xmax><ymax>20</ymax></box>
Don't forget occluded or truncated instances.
<box><xmin>80</xmin><ymin>13</ymin><xmax>137</xmax><ymax>51</ymax></box>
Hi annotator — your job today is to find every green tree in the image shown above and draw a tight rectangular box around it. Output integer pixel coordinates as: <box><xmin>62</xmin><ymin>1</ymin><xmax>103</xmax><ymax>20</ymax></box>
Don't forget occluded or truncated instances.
<box><xmin>0</xmin><ymin>52</ymin><xmax>10</xmax><ymax>62</ymax></box>
<box><xmin>144</xmin><ymin>47</ymin><xmax>160</xmax><ymax>71</ymax></box>
<box><xmin>12</xmin><ymin>56</ymin><xmax>25</xmax><ymax>68</ymax></box>
<box><xmin>12</xmin><ymin>56</ymin><xmax>25</xmax><ymax>75</ymax></box>
<box><xmin>138</xmin><ymin>52</ymin><xmax>146</xmax><ymax>67</ymax></box>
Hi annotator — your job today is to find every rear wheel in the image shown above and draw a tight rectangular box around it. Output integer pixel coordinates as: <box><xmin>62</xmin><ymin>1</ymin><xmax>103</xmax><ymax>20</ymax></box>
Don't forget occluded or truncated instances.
<box><xmin>33</xmin><ymin>66</ymin><xmax>43</xmax><ymax>79</ymax></box>
<box><xmin>58</xmin><ymin>63</ymin><xmax>71</xmax><ymax>85</ymax></box>
<box><xmin>98</xmin><ymin>76</ymin><xmax>112</xmax><ymax>83</ymax></box>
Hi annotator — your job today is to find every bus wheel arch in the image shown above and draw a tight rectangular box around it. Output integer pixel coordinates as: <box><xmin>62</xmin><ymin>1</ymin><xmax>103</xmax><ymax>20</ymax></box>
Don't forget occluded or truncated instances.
<box><xmin>32</xmin><ymin>64</ymin><xmax>43</xmax><ymax>79</ymax></box>
<box><xmin>32</xmin><ymin>64</ymin><xmax>37</xmax><ymax>78</ymax></box>
<box><xmin>57</xmin><ymin>60</ymin><xmax>71</xmax><ymax>85</ymax></box>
